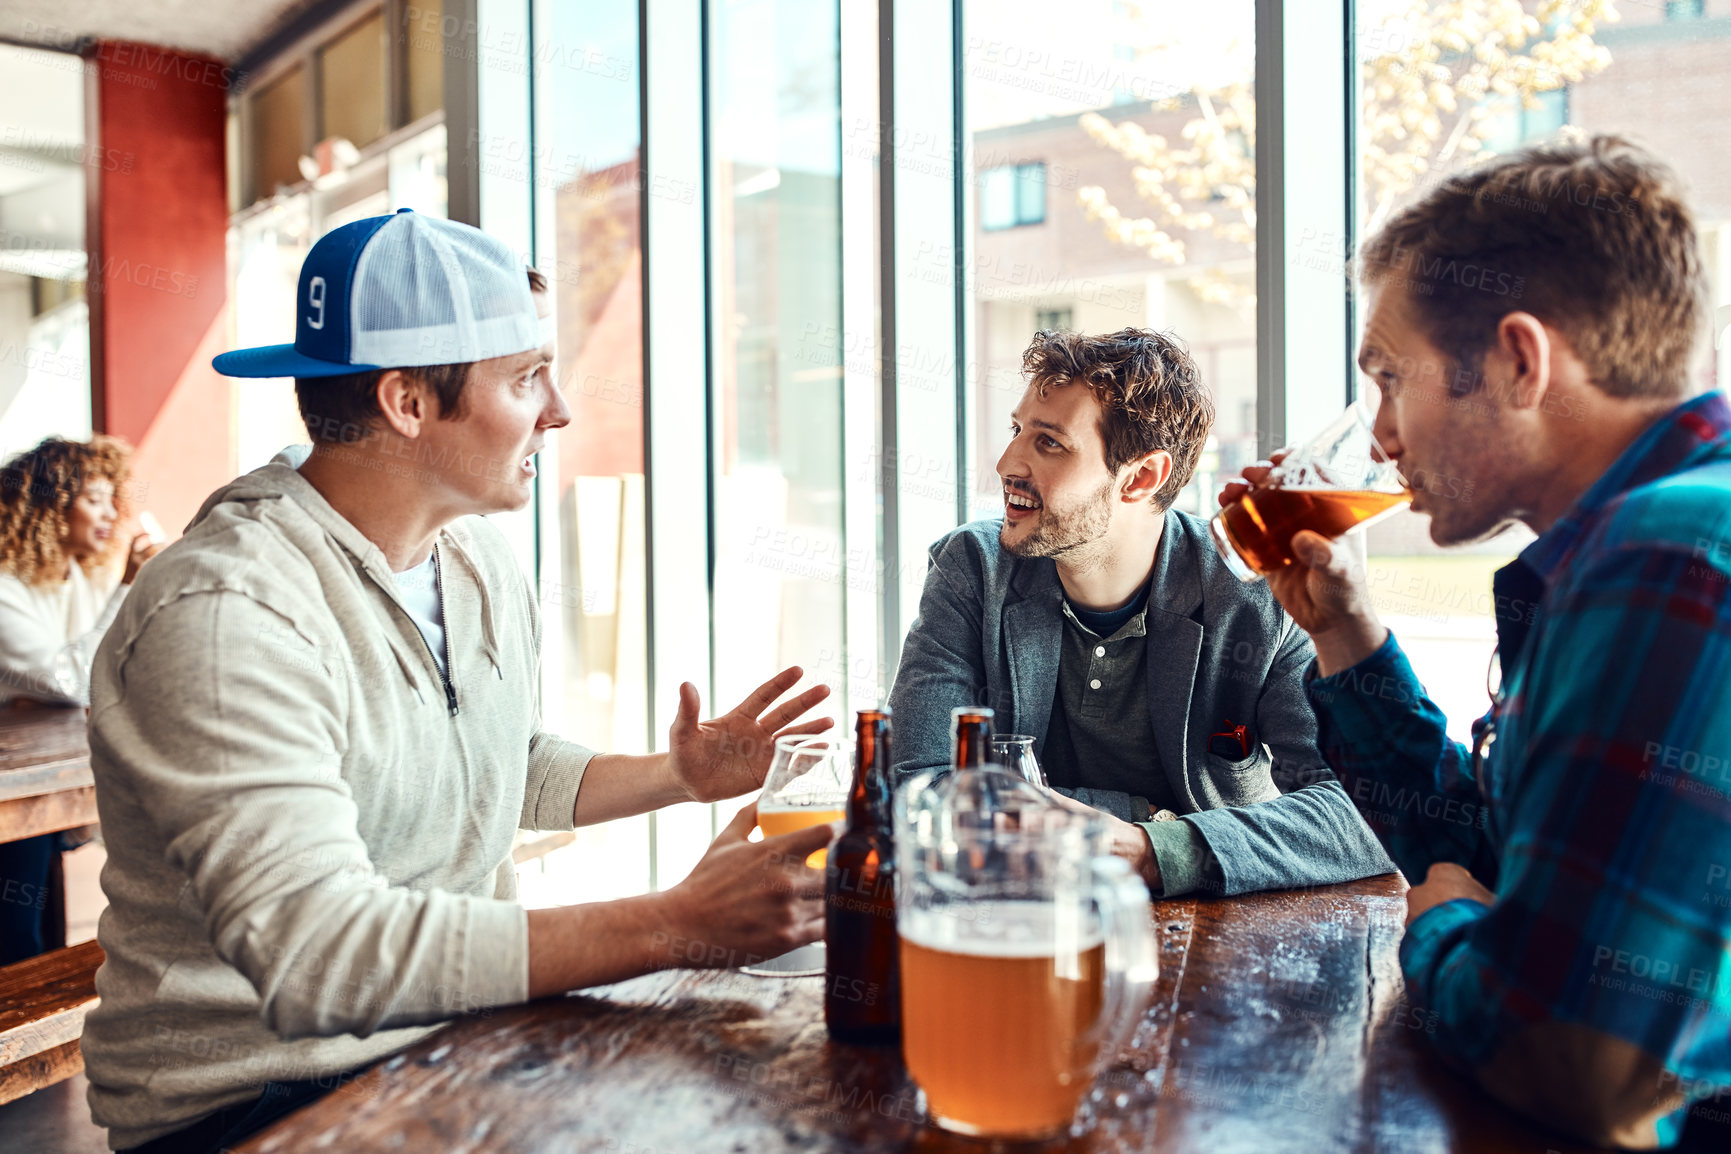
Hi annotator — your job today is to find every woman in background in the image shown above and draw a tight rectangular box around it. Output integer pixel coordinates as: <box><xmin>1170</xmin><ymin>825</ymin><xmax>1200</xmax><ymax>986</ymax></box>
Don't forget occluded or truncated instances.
<box><xmin>0</xmin><ymin>435</ymin><xmax>157</xmax><ymax>963</ymax></box>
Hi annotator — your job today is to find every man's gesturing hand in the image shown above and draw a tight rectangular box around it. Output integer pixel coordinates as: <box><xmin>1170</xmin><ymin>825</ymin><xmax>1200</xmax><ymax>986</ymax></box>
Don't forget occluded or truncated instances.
<box><xmin>657</xmin><ymin>802</ymin><xmax>834</xmax><ymax>966</ymax></box>
<box><xmin>525</xmin><ymin>802</ymin><xmax>835</xmax><ymax>997</ymax></box>
<box><xmin>1218</xmin><ymin>454</ymin><xmax>1389</xmax><ymax>676</ymax></box>
<box><xmin>667</xmin><ymin>666</ymin><xmax>834</xmax><ymax>804</ymax></box>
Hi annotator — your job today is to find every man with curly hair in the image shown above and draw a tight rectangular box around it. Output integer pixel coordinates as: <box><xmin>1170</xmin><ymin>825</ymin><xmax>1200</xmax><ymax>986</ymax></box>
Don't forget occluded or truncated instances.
<box><xmin>888</xmin><ymin>327</ymin><xmax>1391</xmax><ymax>897</ymax></box>
<box><xmin>0</xmin><ymin>434</ymin><xmax>158</xmax><ymax>963</ymax></box>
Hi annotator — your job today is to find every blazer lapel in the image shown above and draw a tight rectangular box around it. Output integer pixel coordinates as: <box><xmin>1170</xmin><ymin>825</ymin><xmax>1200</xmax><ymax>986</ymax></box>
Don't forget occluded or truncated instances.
<box><xmin>1144</xmin><ymin>512</ymin><xmax>1205</xmax><ymax>812</ymax></box>
<box><xmin>1002</xmin><ymin>559</ymin><xmax>1064</xmax><ymax>746</ymax></box>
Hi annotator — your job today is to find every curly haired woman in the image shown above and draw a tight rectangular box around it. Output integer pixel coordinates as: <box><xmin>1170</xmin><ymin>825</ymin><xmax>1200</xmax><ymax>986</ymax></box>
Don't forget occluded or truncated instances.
<box><xmin>0</xmin><ymin>435</ymin><xmax>158</xmax><ymax>710</ymax></box>
<box><xmin>0</xmin><ymin>435</ymin><xmax>158</xmax><ymax>963</ymax></box>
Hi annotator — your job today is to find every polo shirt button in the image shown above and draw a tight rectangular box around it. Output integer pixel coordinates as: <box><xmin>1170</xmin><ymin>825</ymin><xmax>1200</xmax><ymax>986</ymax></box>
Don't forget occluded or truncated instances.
<box><xmin>1094</xmin><ymin>645</ymin><xmax>1105</xmax><ymax>657</ymax></box>
<box><xmin>1089</xmin><ymin>679</ymin><xmax>1102</xmax><ymax>690</ymax></box>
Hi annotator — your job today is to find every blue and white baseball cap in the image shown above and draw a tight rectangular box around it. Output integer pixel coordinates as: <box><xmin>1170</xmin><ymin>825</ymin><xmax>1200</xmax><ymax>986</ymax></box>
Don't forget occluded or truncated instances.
<box><xmin>213</xmin><ymin>208</ymin><xmax>547</xmax><ymax>379</ymax></box>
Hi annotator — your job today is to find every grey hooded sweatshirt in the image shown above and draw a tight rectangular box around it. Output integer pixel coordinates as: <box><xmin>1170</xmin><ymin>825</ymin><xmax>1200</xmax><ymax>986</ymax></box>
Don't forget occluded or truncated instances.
<box><xmin>81</xmin><ymin>452</ymin><xmax>594</xmax><ymax>1149</ymax></box>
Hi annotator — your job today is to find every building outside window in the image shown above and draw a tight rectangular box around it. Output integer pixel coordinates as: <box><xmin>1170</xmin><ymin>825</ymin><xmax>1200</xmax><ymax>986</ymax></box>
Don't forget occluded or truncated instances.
<box><xmin>1034</xmin><ymin>306</ymin><xmax>1073</xmax><ymax>331</ymax></box>
<box><xmin>979</xmin><ymin>162</ymin><xmax>1047</xmax><ymax>230</ymax></box>
<box><xmin>963</xmin><ymin>0</ymin><xmax>1257</xmax><ymax>523</ymax></box>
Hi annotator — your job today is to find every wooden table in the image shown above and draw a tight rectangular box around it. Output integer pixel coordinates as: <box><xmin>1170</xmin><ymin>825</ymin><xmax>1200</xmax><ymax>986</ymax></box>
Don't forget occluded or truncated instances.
<box><xmin>239</xmin><ymin>874</ymin><xmax>1606</xmax><ymax>1153</ymax></box>
<box><xmin>0</xmin><ymin>709</ymin><xmax>94</xmax><ymax>843</ymax></box>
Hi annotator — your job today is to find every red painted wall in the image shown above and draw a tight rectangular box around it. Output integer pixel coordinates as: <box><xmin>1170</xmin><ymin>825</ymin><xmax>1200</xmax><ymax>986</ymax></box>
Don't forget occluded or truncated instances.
<box><xmin>86</xmin><ymin>41</ymin><xmax>233</xmax><ymax>537</ymax></box>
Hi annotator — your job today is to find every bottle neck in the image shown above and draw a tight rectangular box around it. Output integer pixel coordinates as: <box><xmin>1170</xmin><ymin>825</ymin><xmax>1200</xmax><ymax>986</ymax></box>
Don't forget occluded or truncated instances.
<box><xmin>849</xmin><ymin>724</ymin><xmax>891</xmax><ymax>829</ymax></box>
<box><xmin>953</xmin><ymin>723</ymin><xmax>991</xmax><ymax>769</ymax></box>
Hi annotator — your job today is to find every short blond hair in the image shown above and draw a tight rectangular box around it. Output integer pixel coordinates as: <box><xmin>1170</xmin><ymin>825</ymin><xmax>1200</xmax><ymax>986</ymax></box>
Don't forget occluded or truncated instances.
<box><xmin>1358</xmin><ymin>135</ymin><xmax>1708</xmax><ymax>399</ymax></box>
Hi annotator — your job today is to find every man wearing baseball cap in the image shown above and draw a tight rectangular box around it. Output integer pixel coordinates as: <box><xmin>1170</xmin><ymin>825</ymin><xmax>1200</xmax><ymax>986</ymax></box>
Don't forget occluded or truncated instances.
<box><xmin>81</xmin><ymin>210</ymin><xmax>834</xmax><ymax>1152</ymax></box>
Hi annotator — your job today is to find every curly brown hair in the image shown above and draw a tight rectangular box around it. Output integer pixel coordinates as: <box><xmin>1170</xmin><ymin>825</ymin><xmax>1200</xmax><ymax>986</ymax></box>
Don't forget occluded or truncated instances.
<box><xmin>0</xmin><ymin>435</ymin><xmax>135</xmax><ymax>587</ymax></box>
<box><xmin>1022</xmin><ymin>328</ymin><xmax>1216</xmax><ymax>511</ymax></box>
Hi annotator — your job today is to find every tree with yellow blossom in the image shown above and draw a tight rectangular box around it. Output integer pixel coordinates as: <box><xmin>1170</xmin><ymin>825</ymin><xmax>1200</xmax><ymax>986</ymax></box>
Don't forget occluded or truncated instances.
<box><xmin>1077</xmin><ymin>0</ymin><xmax>1618</xmax><ymax>305</ymax></box>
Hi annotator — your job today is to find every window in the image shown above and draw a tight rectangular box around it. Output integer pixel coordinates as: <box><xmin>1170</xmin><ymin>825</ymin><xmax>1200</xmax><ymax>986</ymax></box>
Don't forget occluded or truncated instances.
<box><xmin>239</xmin><ymin>4</ymin><xmax>445</xmax><ymax>208</ymax></box>
<box><xmin>0</xmin><ymin>46</ymin><xmax>90</xmax><ymax>460</ymax></box>
<box><xmin>708</xmin><ymin>0</ymin><xmax>845</xmax><ymax>726</ymax></box>
<box><xmin>403</xmin><ymin>0</ymin><xmax>444</xmax><ymax>124</ymax></box>
<box><xmin>320</xmin><ymin>11</ymin><xmax>390</xmax><ymax>152</ymax></box>
<box><xmin>964</xmin><ymin>0</ymin><xmax>1257</xmax><ymax>521</ymax></box>
<box><xmin>1668</xmin><ymin>0</ymin><xmax>1705</xmax><ymax>21</ymax></box>
<box><xmin>533</xmin><ymin>0</ymin><xmax>652</xmax><ymax>904</ymax></box>
<box><xmin>1353</xmin><ymin>2</ymin><xmax>1731</xmax><ymax>739</ymax></box>
<box><xmin>250</xmin><ymin>65</ymin><xmax>308</xmax><ymax>200</ymax></box>
<box><xmin>980</xmin><ymin>163</ymin><xmax>1047</xmax><ymax>230</ymax></box>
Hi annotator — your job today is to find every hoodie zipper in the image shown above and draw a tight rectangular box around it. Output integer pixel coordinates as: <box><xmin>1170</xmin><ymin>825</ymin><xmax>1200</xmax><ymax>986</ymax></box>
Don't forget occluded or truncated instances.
<box><xmin>429</xmin><ymin>543</ymin><xmax>458</xmax><ymax>716</ymax></box>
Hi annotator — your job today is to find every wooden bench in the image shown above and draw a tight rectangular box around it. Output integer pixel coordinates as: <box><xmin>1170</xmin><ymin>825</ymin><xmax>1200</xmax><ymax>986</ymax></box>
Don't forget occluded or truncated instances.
<box><xmin>0</xmin><ymin>939</ymin><xmax>103</xmax><ymax>1105</ymax></box>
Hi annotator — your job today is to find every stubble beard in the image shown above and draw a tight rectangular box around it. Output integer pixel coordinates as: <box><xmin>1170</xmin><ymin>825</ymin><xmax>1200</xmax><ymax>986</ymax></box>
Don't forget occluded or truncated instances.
<box><xmin>1001</xmin><ymin>475</ymin><xmax>1116</xmax><ymax>561</ymax></box>
<box><xmin>1419</xmin><ymin>378</ymin><xmax>1527</xmax><ymax>547</ymax></box>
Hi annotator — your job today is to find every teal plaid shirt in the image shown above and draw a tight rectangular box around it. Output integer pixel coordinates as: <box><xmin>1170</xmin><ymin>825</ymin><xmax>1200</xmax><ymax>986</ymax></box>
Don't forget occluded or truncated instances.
<box><xmin>1308</xmin><ymin>392</ymin><xmax>1731</xmax><ymax>1145</ymax></box>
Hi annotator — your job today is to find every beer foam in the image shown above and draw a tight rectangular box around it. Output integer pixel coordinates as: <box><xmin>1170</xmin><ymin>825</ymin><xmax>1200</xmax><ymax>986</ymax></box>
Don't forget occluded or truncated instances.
<box><xmin>901</xmin><ymin>901</ymin><xmax>1104</xmax><ymax>958</ymax></box>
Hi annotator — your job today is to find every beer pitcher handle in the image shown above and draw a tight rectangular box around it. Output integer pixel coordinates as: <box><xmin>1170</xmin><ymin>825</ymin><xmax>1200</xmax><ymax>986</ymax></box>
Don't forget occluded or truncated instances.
<box><xmin>1089</xmin><ymin>855</ymin><xmax>1159</xmax><ymax>1065</ymax></box>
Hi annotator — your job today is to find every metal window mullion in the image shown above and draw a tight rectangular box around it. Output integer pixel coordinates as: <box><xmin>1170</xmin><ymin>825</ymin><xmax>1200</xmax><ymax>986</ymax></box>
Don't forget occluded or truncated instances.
<box><xmin>886</xmin><ymin>0</ymin><xmax>961</xmax><ymax>672</ymax></box>
<box><xmin>527</xmin><ymin>0</ymin><xmax>565</xmax><ymax>736</ymax></box>
<box><xmin>842</xmin><ymin>0</ymin><xmax>882</xmax><ymax>713</ymax></box>
<box><xmin>443</xmin><ymin>0</ymin><xmax>481</xmax><ymax>227</ymax></box>
<box><xmin>951</xmin><ymin>0</ymin><xmax>968</xmax><ymax>530</ymax></box>
<box><xmin>644</xmin><ymin>0</ymin><xmax>714</xmax><ymax>889</ymax></box>
<box><xmin>1255</xmin><ymin>0</ymin><xmax>1352</xmax><ymax>455</ymax></box>
<box><xmin>875</xmin><ymin>0</ymin><xmax>900</xmax><ymax>704</ymax></box>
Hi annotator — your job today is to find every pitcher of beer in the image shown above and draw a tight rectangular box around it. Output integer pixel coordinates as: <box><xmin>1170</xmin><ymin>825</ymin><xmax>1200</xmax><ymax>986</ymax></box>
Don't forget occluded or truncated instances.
<box><xmin>1210</xmin><ymin>399</ymin><xmax>1409</xmax><ymax>581</ymax></box>
<box><xmin>894</xmin><ymin>769</ymin><xmax>1157</xmax><ymax>1139</ymax></box>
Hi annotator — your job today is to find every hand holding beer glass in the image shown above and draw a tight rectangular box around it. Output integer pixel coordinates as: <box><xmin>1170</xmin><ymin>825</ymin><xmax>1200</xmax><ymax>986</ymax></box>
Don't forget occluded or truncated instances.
<box><xmin>1210</xmin><ymin>400</ymin><xmax>1409</xmax><ymax>583</ymax></box>
<box><xmin>894</xmin><ymin>770</ymin><xmax>1158</xmax><ymax>1139</ymax></box>
<box><xmin>744</xmin><ymin>736</ymin><xmax>849</xmax><ymax>977</ymax></box>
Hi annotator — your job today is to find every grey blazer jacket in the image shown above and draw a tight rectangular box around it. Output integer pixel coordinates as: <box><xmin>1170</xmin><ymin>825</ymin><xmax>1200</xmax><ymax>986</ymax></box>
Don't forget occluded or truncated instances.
<box><xmin>887</xmin><ymin>511</ymin><xmax>1393</xmax><ymax>896</ymax></box>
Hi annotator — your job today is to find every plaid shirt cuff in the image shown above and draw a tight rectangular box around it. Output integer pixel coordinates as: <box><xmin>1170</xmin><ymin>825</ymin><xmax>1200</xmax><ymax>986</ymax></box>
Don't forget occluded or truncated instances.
<box><xmin>1398</xmin><ymin>897</ymin><xmax>1491</xmax><ymax>1012</ymax></box>
<box><xmin>1303</xmin><ymin>630</ymin><xmax>1408</xmax><ymax>704</ymax></box>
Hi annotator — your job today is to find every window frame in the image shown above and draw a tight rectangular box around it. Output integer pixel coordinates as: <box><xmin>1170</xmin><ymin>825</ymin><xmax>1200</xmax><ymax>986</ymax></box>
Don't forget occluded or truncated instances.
<box><xmin>235</xmin><ymin>0</ymin><xmax>445</xmax><ymax>210</ymax></box>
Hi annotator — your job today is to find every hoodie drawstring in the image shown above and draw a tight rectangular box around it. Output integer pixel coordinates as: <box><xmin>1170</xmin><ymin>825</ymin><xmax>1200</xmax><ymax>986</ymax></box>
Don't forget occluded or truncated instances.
<box><xmin>441</xmin><ymin>534</ymin><xmax>504</xmax><ymax>679</ymax></box>
<box><xmin>385</xmin><ymin>634</ymin><xmax>427</xmax><ymax>705</ymax></box>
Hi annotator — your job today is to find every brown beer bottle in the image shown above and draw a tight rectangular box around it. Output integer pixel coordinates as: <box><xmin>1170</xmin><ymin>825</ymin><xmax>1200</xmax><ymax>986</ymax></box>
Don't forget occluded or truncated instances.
<box><xmin>825</xmin><ymin>708</ymin><xmax>901</xmax><ymax>1043</ymax></box>
<box><xmin>951</xmin><ymin>706</ymin><xmax>994</xmax><ymax>770</ymax></box>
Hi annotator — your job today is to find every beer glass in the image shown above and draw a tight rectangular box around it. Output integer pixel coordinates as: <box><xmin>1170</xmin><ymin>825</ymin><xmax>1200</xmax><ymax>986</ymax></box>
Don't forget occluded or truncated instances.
<box><xmin>742</xmin><ymin>736</ymin><xmax>850</xmax><ymax>978</ymax></box>
<box><xmin>1210</xmin><ymin>399</ymin><xmax>1409</xmax><ymax>582</ymax></box>
<box><xmin>757</xmin><ymin>735</ymin><xmax>851</xmax><ymax>868</ymax></box>
<box><xmin>991</xmin><ymin>734</ymin><xmax>1047</xmax><ymax>789</ymax></box>
<box><xmin>894</xmin><ymin>769</ymin><xmax>1158</xmax><ymax>1139</ymax></box>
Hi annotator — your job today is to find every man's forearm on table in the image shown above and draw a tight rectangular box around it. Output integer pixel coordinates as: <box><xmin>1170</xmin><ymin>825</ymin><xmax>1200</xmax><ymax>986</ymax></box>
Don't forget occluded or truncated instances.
<box><xmin>571</xmin><ymin>752</ymin><xmax>690</xmax><ymax>826</ymax></box>
<box><xmin>1177</xmin><ymin>782</ymin><xmax>1392</xmax><ymax>896</ymax></box>
<box><xmin>526</xmin><ymin>893</ymin><xmax>682</xmax><ymax>999</ymax></box>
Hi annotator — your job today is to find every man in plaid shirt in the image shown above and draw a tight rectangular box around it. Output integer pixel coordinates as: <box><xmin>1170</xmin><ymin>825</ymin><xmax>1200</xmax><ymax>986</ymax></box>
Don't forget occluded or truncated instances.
<box><xmin>1223</xmin><ymin>136</ymin><xmax>1731</xmax><ymax>1149</ymax></box>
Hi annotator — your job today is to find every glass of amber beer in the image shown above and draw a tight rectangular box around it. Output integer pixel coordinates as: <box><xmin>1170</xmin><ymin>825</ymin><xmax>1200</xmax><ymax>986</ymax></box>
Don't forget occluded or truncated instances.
<box><xmin>757</xmin><ymin>736</ymin><xmax>851</xmax><ymax>868</ymax></box>
<box><xmin>742</xmin><ymin>736</ymin><xmax>852</xmax><ymax>977</ymax></box>
<box><xmin>1210</xmin><ymin>400</ymin><xmax>1410</xmax><ymax>582</ymax></box>
<box><xmin>894</xmin><ymin>770</ymin><xmax>1158</xmax><ymax>1139</ymax></box>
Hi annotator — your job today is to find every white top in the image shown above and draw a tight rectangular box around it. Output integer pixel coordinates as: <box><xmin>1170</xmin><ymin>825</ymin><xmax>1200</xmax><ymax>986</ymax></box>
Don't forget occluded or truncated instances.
<box><xmin>0</xmin><ymin>562</ymin><xmax>129</xmax><ymax>706</ymax></box>
<box><xmin>393</xmin><ymin>550</ymin><xmax>447</xmax><ymax>677</ymax></box>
